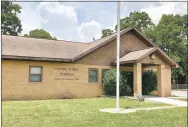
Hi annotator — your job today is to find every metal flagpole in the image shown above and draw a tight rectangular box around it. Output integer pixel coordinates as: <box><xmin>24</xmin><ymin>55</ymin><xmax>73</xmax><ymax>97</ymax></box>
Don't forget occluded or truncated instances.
<box><xmin>116</xmin><ymin>1</ymin><xmax>120</xmax><ymax>110</ymax></box>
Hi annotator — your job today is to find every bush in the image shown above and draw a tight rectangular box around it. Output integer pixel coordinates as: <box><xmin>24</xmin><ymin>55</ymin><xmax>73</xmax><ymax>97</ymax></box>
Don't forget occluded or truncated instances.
<box><xmin>125</xmin><ymin>71</ymin><xmax>133</xmax><ymax>94</ymax></box>
<box><xmin>102</xmin><ymin>69</ymin><xmax>133</xmax><ymax>96</ymax></box>
<box><xmin>142</xmin><ymin>70</ymin><xmax>157</xmax><ymax>95</ymax></box>
<box><xmin>102</xmin><ymin>69</ymin><xmax>157</xmax><ymax>96</ymax></box>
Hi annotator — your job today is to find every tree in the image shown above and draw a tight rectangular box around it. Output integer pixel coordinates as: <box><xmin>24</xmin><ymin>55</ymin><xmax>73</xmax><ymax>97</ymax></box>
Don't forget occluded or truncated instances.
<box><xmin>1</xmin><ymin>1</ymin><xmax>22</xmax><ymax>36</ymax></box>
<box><xmin>115</xmin><ymin>11</ymin><xmax>154</xmax><ymax>31</ymax></box>
<box><xmin>101</xmin><ymin>29</ymin><xmax>114</xmax><ymax>38</ymax></box>
<box><xmin>25</xmin><ymin>29</ymin><xmax>57</xmax><ymax>40</ymax></box>
<box><xmin>152</xmin><ymin>14</ymin><xmax>187</xmax><ymax>83</ymax></box>
<box><xmin>142</xmin><ymin>25</ymin><xmax>157</xmax><ymax>42</ymax></box>
<box><xmin>101</xmin><ymin>11</ymin><xmax>154</xmax><ymax>38</ymax></box>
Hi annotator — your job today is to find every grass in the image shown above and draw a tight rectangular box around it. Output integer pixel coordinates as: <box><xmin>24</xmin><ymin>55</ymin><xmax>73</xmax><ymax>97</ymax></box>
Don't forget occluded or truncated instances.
<box><xmin>2</xmin><ymin>98</ymin><xmax>187</xmax><ymax>127</ymax></box>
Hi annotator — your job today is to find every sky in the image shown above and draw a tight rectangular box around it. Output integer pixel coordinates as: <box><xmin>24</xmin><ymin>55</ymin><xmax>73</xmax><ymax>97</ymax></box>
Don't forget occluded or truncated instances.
<box><xmin>16</xmin><ymin>1</ymin><xmax>187</xmax><ymax>42</ymax></box>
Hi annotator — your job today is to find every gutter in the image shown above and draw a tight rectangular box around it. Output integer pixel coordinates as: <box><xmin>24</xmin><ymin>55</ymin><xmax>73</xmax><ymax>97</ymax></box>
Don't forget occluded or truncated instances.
<box><xmin>2</xmin><ymin>55</ymin><xmax>72</xmax><ymax>62</ymax></box>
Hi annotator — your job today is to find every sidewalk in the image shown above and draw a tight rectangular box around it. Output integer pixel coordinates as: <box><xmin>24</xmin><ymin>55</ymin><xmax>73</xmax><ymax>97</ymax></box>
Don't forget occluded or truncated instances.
<box><xmin>100</xmin><ymin>106</ymin><xmax>178</xmax><ymax>114</ymax></box>
<box><xmin>100</xmin><ymin>96</ymin><xmax>187</xmax><ymax>114</ymax></box>
<box><xmin>144</xmin><ymin>96</ymin><xmax>187</xmax><ymax>107</ymax></box>
<box><xmin>171</xmin><ymin>90</ymin><xmax>187</xmax><ymax>97</ymax></box>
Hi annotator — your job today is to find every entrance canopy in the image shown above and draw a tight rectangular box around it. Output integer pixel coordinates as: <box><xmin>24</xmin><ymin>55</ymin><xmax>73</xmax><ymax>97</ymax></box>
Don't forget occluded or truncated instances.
<box><xmin>113</xmin><ymin>47</ymin><xmax>178</xmax><ymax>68</ymax></box>
<box><xmin>113</xmin><ymin>47</ymin><xmax>178</xmax><ymax>97</ymax></box>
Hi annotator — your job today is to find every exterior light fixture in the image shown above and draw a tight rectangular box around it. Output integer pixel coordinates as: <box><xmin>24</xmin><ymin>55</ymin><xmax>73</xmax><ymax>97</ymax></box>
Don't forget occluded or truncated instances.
<box><xmin>150</xmin><ymin>54</ymin><xmax>155</xmax><ymax>60</ymax></box>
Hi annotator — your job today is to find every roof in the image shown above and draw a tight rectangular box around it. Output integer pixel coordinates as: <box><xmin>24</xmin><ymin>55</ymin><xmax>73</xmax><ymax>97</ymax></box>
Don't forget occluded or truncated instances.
<box><xmin>73</xmin><ymin>28</ymin><xmax>155</xmax><ymax>61</ymax></box>
<box><xmin>2</xmin><ymin>28</ymin><xmax>155</xmax><ymax>62</ymax></box>
<box><xmin>113</xmin><ymin>47</ymin><xmax>178</xmax><ymax>67</ymax></box>
<box><xmin>118</xmin><ymin>47</ymin><xmax>156</xmax><ymax>64</ymax></box>
<box><xmin>2</xmin><ymin>35</ymin><xmax>89</xmax><ymax>61</ymax></box>
<box><xmin>2</xmin><ymin>28</ymin><xmax>177</xmax><ymax>67</ymax></box>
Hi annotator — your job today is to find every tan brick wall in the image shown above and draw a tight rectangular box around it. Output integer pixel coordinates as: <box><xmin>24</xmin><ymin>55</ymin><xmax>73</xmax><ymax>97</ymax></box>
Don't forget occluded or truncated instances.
<box><xmin>157</xmin><ymin>64</ymin><xmax>172</xmax><ymax>97</ymax></box>
<box><xmin>133</xmin><ymin>63</ymin><xmax>142</xmax><ymax>97</ymax></box>
<box><xmin>2</xmin><ymin>60</ymin><xmax>133</xmax><ymax>101</ymax></box>
<box><xmin>164</xmin><ymin>65</ymin><xmax>172</xmax><ymax>96</ymax></box>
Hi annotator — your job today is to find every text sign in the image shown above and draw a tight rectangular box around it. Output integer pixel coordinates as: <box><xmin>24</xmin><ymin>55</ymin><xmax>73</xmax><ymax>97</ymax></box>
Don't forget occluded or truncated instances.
<box><xmin>54</xmin><ymin>67</ymin><xmax>79</xmax><ymax>80</ymax></box>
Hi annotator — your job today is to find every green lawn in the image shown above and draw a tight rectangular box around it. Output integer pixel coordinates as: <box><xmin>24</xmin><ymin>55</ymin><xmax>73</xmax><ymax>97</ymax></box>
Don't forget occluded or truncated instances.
<box><xmin>2</xmin><ymin>98</ymin><xmax>187</xmax><ymax>127</ymax></box>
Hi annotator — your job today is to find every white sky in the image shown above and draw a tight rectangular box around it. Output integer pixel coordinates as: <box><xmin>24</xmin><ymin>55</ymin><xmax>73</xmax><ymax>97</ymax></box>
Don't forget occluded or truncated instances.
<box><xmin>16</xmin><ymin>1</ymin><xmax>187</xmax><ymax>42</ymax></box>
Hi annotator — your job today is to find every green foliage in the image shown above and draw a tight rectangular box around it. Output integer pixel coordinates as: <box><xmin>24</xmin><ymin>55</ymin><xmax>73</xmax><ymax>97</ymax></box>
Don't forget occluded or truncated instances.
<box><xmin>123</xmin><ymin>71</ymin><xmax>133</xmax><ymax>93</ymax></box>
<box><xmin>102</xmin><ymin>69</ymin><xmax>133</xmax><ymax>96</ymax></box>
<box><xmin>101</xmin><ymin>29</ymin><xmax>114</xmax><ymax>38</ymax></box>
<box><xmin>142</xmin><ymin>70</ymin><xmax>157</xmax><ymax>95</ymax></box>
<box><xmin>25</xmin><ymin>29</ymin><xmax>57</xmax><ymax>40</ymax></box>
<box><xmin>146</xmin><ymin>14</ymin><xmax>187</xmax><ymax>83</ymax></box>
<box><xmin>1</xmin><ymin>1</ymin><xmax>22</xmax><ymax>35</ymax></box>
<box><xmin>115</xmin><ymin>11</ymin><xmax>154</xmax><ymax>31</ymax></box>
<box><xmin>103</xmin><ymin>69</ymin><xmax>157</xmax><ymax>96</ymax></box>
<box><xmin>101</xmin><ymin>11</ymin><xmax>154</xmax><ymax>38</ymax></box>
<box><xmin>142</xmin><ymin>25</ymin><xmax>157</xmax><ymax>42</ymax></box>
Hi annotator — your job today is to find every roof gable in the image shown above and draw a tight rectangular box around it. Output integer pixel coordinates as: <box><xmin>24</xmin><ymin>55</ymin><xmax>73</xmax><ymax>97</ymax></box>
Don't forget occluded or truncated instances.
<box><xmin>117</xmin><ymin>47</ymin><xmax>156</xmax><ymax>64</ymax></box>
<box><xmin>113</xmin><ymin>47</ymin><xmax>178</xmax><ymax>68</ymax></box>
<box><xmin>73</xmin><ymin>28</ymin><xmax>155</xmax><ymax>61</ymax></box>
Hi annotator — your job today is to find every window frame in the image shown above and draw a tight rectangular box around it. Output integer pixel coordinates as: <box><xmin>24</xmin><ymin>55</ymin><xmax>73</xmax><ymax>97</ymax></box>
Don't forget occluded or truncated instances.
<box><xmin>29</xmin><ymin>65</ymin><xmax>43</xmax><ymax>82</ymax></box>
<box><xmin>88</xmin><ymin>68</ymin><xmax>98</xmax><ymax>83</ymax></box>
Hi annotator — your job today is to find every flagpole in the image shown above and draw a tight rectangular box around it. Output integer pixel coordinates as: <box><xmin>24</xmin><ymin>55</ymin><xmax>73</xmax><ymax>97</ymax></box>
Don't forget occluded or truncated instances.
<box><xmin>116</xmin><ymin>1</ymin><xmax>120</xmax><ymax>110</ymax></box>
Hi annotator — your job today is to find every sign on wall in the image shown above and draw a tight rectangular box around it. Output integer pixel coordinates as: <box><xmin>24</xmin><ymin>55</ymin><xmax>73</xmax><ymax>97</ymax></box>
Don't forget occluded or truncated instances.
<box><xmin>54</xmin><ymin>67</ymin><xmax>79</xmax><ymax>80</ymax></box>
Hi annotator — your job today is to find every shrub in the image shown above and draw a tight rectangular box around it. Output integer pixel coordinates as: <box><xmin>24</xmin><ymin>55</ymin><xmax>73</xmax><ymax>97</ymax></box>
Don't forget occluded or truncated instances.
<box><xmin>142</xmin><ymin>70</ymin><xmax>157</xmax><ymax>95</ymax></box>
<box><xmin>102</xmin><ymin>69</ymin><xmax>157</xmax><ymax>96</ymax></box>
<box><xmin>102</xmin><ymin>69</ymin><xmax>133</xmax><ymax>96</ymax></box>
<box><xmin>125</xmin><ymin>71</ymin><xmax>133</xmax><ymax>94</ymax></box>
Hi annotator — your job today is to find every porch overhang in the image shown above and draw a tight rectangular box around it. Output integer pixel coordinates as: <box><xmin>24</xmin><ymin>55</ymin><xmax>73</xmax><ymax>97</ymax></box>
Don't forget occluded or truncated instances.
<box><xmin>112</xmin><ymin>47</ymin><xmax>178</xmax><ymax>68</ymax></box>
<box><xmin>112</xmin><ymin>47</ymin><xmax>177</xmax><ymax>98</ymax></box>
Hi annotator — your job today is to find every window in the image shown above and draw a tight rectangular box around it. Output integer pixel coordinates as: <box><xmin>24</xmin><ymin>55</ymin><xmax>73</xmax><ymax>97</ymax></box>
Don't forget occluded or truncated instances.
<box><xmin>29</xmin><ymin>66</ymin><xmax>42</xmax><ymax>82</ymax></box>
<box><xmin>88</xmin><ymin>69</ymin><xmax>98</xmax><ymax>82</ymax></box>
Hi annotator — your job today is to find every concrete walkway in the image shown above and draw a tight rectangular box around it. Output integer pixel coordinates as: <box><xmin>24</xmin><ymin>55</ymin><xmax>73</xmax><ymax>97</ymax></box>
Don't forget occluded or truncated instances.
<box><xmin>100</xmin><ymin>106</ymin><xmax>179</xmax><ymax>114</ymax></box>
<box><xmin>171</xmin><ymin>90</ymin><xmax>187</xmax><ymax>97</ymax></box>
<box><xmin>144</xmin><ymin>96</ymin><xmax>187</xmax><ymax>107</ymax></box>
<box><xmin>100</xmin><ymin>95</ymin><xmax>187</xmax><ymax>114</ymax></box>
<box><xmin>100</xmin><ymin>96</ymin><xmax>187</xmax><ymax>114</ymax></box>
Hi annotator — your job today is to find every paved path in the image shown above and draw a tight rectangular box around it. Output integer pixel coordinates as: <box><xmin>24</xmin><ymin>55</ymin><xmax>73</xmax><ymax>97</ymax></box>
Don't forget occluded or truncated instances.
<box><xmin>100</xmin><ymin>96</ymin><xmax>187</xmax><ymax>114</ymax></box>
<box><xmin>171</xmin><ymin>90</ymin><xmax>187</xmax><ymax>97</ymax></box>
<box><xmin>145</xmin><ymin>96</ymin><xmax>187</xmax><ymax>107</ymax></box>
<box><xmin>100</xmin><ymin>106</ymin><xmax>179</xmax><ymax>114</ymax></box>
<box><xmin>100</xmin><ymin>95</ymin><xmax>187</xmax><ymax>114</ymax></box>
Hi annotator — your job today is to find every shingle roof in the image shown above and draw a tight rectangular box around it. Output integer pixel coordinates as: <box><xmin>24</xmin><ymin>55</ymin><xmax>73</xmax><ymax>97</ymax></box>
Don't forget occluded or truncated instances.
<box><xmin>2</xmin><ymin>28</ymin><xmax>176</xmax><ymax>67</ymax></box>
<box><xmin>2</xmin><ymin>28</ymin><xmax>156</xmax><ymax>62</ymax></box>
<box><xmin>113</xmin><ymin>47</ymin><xmax>178</xmax><ymax>67</ymax></box>
<box><xmin>2</xmin><ymin>35</ymin><xmax>89</xmax><ymax>61</ymax></box>
<box><xmin>118</xmin><ymin>47</ymin><xmax>156</xmax><ymax>64</ymax></box>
